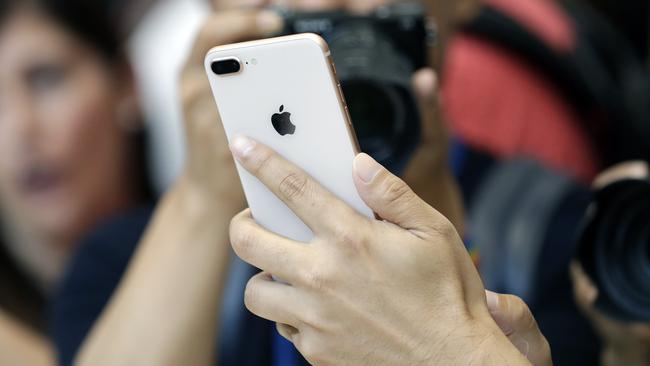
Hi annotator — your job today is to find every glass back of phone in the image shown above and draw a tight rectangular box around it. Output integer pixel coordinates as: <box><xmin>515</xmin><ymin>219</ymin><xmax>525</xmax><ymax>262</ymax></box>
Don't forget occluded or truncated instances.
<box><xmin>205</xmin><ymin>35</ymin><xmax>373</xmax><ymax>242</ymax></box>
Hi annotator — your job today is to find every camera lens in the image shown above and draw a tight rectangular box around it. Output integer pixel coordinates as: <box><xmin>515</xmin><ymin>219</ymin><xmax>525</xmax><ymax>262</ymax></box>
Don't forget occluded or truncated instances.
<box><xmin>278</xmin><ymin>3</ymin><xmax>429</xmax><ymax>173</ymax></box>
<box><xmin>211</xmin><ymin>58</ymin><xmax>241</xmax><ymax>75</ymax></box>
<box><xmin>325</xmin><ymin>21</ymin><xmax>422</xmax><ymax>173</ymax></box>
<box><xmin>342</xmin><ymin>80</ymin><xmax>406</xmax><ymax>162</ymax></box>
<box><xmin>578</xmin><ymin>179</ymin><xmax>650</xmax><ymax>322</ymax></box>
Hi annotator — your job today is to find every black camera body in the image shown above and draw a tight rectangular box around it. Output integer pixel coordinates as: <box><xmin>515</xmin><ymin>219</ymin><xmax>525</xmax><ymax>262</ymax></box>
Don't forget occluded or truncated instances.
<box><xmin>276</xmin><ymin>3</ymin><xmax>433</xmax><ymax>173</ymax></box>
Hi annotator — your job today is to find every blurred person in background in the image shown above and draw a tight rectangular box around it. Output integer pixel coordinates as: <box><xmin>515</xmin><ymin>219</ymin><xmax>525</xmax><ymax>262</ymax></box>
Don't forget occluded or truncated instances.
<box><xmin>586</xmin><ymin>0</ymin><xmax>649</xmax><ymax>67</ymax></box>
<box><xmin>49</xmin><ymin>0</ymin><xmax>482</xmax><ymax>365</ymax></box>
<box><xmin>442</xmin><ymin>0</ymin><xmax>650</xmax><ymax>364</ymax></box>
<box><xmin>0</xmin><ymin>0</ymin><xmax>157</xmax><ymax>364</ymax></box>
<box><xmin>571</xmin><ymin>161</ymin><xmax>650</xmax><ymax>366</ymax></box>
<box><xmin>126</xmin><ymin>0</ymin><xmax>210</xmax><ymax>192</ymax></box>
<box><xmin>46</xmin><ymin>1</ymin><xmax>650</xmax><ymax>366</ymax></box>
<box><xmin>52</xmin><ymin>1</ymin><xmax>555</xmax><ymax>365</ymax></box>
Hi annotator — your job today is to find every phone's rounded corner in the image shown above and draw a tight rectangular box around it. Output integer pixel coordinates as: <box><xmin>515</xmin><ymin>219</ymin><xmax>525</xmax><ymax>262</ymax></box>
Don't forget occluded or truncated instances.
<box><xmin>300</xmin><ymin>33</ymin><xmax>331</xmax><ymax>56</ymax></box>
<box><xmin>204</xmin><ymin>49</ymin><xmax>217</xmax><ymax>72</ymax></box>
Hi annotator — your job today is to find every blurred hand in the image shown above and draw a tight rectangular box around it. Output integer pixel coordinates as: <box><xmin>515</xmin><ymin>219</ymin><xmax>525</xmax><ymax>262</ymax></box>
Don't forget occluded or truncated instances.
<box><xmin>592</xmin><ymin>161</ymin><xmax>649</xmax><ymax>190</ymax></box>
<box><xmin>179</xmin><ymin>8</ymin><xmax>283</xmax><ymax>209</ymax></box>
<box><xmin>571</xmin><ymin>263</ymin><xmax>650</xmax><ymax>366</ymax></box>
<box><xmin>228</xmin><ymin>137</ymin><xmax>527</xmax><ymax>365</ymax></box>
<box><xmin>486</xmin><ymin>291</ymin><xmax>553</xmax><ymax>366</ymax></box>
<box><xmin>570</xmin><ymin>161</ymin><xmax>650</xmax><ymax>366</ymax></box>
<box><xmin>0</xmin><ymin>310</ymin><xmax>52</xmax><ymax>366</ymax></box>
<box><xmin>402</xmin><ymin>69</ymin><xmax>464</xmax><ymax>231</ymax></box>
<box><xmin>73</xmin><ymin>10</ymin><xmax>284</xmax><ymax>366</ymax></box>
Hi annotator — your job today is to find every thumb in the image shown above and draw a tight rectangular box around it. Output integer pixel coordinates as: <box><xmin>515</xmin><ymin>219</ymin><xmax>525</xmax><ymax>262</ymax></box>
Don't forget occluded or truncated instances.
<box><xmin>486</xmin><ymin>291</ymin><xmax>553</xmax><ymax>366</ymax></box>
<box><xmin>353</xmin><ymin>153</ymin><xmax>448</xmax><ymax>234</ymax></box>
<box><xmin>412</xmin><ymin>68</ymin><xmax>441</xmax><ymax>145</ymax></box>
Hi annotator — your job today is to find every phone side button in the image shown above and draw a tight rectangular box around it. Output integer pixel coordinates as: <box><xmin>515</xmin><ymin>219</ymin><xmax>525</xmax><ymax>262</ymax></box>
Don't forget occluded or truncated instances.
<box><xmin>344</xmin><ymin>106</ymin><xmax>353</xmax><ymax>127</ymax></box>
<box><xmin>329</xmin><ymin>57</ymin><xmax>337</xmax><ymax>75</ymax></box>
<box><xmin>337</xmin><ymin>83</ymin><xmax>347</xmax><ymax>103</ymax></box>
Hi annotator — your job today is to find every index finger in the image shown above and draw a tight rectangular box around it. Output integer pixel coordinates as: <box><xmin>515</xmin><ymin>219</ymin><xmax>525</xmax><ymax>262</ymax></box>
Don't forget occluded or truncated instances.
<box><xmin>230</xmin><ymin>210</ymin><xmax>310</xmax><ymax>283</ymax></box>
<box><xmin>230</xmin><ymin>135</ymin><xmax>366</xmax><ymax>235</ymax></box>
<box><xmin>185</xmin><ymin>9</ymin><xmax>283</xmax><ymax>70</ymax></box>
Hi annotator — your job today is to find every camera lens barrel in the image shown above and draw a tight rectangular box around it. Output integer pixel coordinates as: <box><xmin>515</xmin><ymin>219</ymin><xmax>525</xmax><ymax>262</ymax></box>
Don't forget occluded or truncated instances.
<box><xmin>326</xmin><ymin>22</ymin><xmax>421</xmax><ymax>171</ymax></box>
<box><xmin>577</xmin><ymin>179</ymin><xmax>650</xmax><ymax>322</ymax></box>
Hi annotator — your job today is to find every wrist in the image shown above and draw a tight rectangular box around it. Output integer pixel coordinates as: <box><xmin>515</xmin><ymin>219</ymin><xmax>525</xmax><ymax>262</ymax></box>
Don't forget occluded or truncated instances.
<box><xmin>421</xmin><ymin>315</ymin><xmax>529</xmax><ymax>366</ymax></box>
<box><xmin>461</xmin><ymin>317</ymin><xmax>531</xmax><ymax>366</ymax></box>
<box><xmin>174</xmin><ymin>173</ymin><xmax>245</xmax><ymax>220</ymax></box>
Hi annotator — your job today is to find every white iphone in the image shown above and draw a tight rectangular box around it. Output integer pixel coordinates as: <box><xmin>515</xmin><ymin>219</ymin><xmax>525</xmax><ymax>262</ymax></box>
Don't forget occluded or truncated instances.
<box><xmin>204</xmin><ymin>33</ymin><xmax>374</xmax><ymax>242</ymax></box>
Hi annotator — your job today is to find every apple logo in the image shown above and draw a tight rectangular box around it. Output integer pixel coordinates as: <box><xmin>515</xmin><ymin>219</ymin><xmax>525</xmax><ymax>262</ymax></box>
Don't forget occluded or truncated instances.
<box><xmin>271</xmin><ymin>105</ymin><xmax>296</xmax><ymax>136</ymax></box>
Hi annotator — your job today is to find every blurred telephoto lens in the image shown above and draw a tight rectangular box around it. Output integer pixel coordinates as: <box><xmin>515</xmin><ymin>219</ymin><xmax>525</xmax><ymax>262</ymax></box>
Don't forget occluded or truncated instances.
<box><xmin>211</xmin><ymin>58</ymin><xmax>241</xmax><ymax>75</ymax></box>
<box><xmin>577</xmin><ymin>179</ymin><xmax>650</xmax><ymax>322</ymax></box>
<box><xmin>342</xmin><ymin>80</ymin><xmax>412</xmax><ymax>163</ymax></box>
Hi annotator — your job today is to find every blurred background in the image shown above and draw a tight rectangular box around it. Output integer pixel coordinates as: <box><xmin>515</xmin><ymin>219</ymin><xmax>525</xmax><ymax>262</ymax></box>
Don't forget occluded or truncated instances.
<box><xmin>0</xmin><ymin>0</ymin><xmax>648</xmax><ymax>365</ymax></box>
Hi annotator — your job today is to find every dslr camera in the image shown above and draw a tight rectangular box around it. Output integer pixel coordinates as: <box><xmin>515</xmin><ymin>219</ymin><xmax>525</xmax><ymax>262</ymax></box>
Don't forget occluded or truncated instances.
<box><xmin>276</xmin><ymin>2</ymin><xmax>434</xmax><ymax>173</ymax></box>
<box><xmin>577</xmin><ymin>178</ymin><xmax>650</xmax><ymax>322</ymax></box>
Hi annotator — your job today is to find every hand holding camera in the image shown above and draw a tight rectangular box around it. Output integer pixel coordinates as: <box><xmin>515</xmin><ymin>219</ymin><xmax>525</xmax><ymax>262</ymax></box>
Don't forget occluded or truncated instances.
<box><xmin>278</xmin><ymin>2</ymin><xmax>463</xmax><ymax>229</ymax></box>
<box><xmin>72</xmin><ymin>9</ymin><xmax>285</xmax><ymax>365</ymax></box>
<box><xmin>179</xmin><ymin>9</ymin><xmax>285</xmax><ymax>208</ymax></box>
<box><xmin>573</xmin><ymin>161</ymin><xmax>650</xmax><ymax>366</ymax></box>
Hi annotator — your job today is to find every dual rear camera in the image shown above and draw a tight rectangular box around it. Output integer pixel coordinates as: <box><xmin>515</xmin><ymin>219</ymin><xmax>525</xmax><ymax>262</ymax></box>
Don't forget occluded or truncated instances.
<box><xmin>211</xmin><ymin>58</ymin><xmax>242</xmax><ymax>75</ymax></box>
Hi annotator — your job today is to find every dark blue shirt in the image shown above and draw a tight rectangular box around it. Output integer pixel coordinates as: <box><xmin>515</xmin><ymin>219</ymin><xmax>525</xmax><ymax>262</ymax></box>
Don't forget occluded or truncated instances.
<box><xmin>49</xmin><ymin>205</ymin><xmax>308</xmax><ymax>366</ymax></box>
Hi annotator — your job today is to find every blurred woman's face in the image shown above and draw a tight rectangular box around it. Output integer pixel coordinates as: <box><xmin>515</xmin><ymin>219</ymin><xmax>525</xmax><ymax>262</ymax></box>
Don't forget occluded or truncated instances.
<box><xmin>0</xmin><ymin>7</ymin><xmax>136</xmax><ymax>248</ymax></box>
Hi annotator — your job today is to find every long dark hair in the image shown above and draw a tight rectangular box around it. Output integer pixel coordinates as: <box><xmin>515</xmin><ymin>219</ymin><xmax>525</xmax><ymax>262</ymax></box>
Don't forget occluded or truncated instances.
<box><xmin>0</xmin><ymin>0</ymin><xmax>154</xmax><ymax>332</ymax></box>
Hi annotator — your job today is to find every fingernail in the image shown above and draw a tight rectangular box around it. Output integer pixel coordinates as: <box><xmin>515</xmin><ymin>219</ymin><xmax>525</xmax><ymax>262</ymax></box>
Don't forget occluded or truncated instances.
<box><xmin>486</xmin><ymin>290</ymin><xmax>499</xmax><ymax>314</ymax></box>
<box><xmin>413</xmin><ymin>68</ymin><xmax>437</xmax><ymax>99</ymax></box>
<box><xmin>354</xmin><ymin>153</ymin><xmax>382</xmax><ymax>183</ymax></box>
<box><xmin>230</xmin><ymin>135</ymin><xmax>256</xmax><ymax>159</ymax></box>
<box><xmin>257</xmin><ymin>11</ymin><xmax>283</xmax><ymax>34</ymax></box>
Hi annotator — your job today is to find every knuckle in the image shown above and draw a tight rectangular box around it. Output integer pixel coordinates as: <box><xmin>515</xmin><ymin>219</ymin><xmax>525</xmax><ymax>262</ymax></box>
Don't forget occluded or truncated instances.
<box><xmin>302</xmin><ymin>267</ymin><xmax>333</xmax><ymax>292</ymax></box>
<box><xmin>300</xmin><ymin>309</ymin><xmax>326</xmax><ymax>331</ymax></box>
<box><xmin>276</xmin><ymin>323</ymin><xmax>295</xmax><ymax>342</ymax></box>
<box><xmin>248</xmin><ymin>147</ymin><xmax>272</xmax><ymax>174</ymax></box>
<box><xmin>278</xmin><ymin>173</ymin><xmax>308</xmax><ymax>202</ymax></box>
<box><xmin>506</xmin><ymin>295</ymin><xmax>535</xmax><ymax>330</ymax></box>
<box><xmin>333</xmin><ymin>226</ymin><xmax>368</xmax><ymax>254</ymax></box>
<box><xmin>429</xmin><ymin>217</ymin><xmax>457</xmax><ymax>241</ymax></box>
<box><xmin>230</xmin><ymin>220</ymin><xmax>256</xmax><ymax>256</ymax></box>
<box><xmin>243</xmin><ymin>279</ymin><xmax>260</xmax><ymax>311</ymax></box>
<box><xmin>296</xmin><ymin>337</ymin><xmax>325</xmax><ymax>365</ymax></box>
<box><xmin>383</xmin><ymin>178</ymin><xmax>414</xmax><ymax>206</ymax></box>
